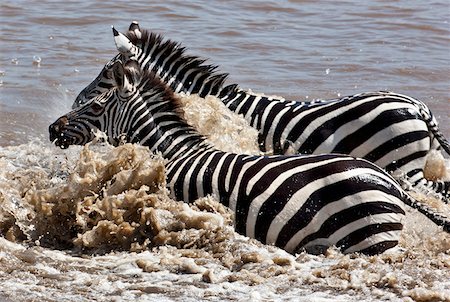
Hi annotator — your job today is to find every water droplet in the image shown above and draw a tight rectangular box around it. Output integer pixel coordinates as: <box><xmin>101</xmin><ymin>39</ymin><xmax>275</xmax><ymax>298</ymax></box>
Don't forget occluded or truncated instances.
<box><xmin>33</xmin><ymin>55</ymin><xmax>41</xmax><ymax>67</ymax></box>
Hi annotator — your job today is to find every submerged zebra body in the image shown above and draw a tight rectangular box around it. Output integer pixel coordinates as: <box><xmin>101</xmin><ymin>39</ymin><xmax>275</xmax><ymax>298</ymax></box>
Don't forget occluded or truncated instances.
<box><xmin>51</xmin><ymin>53</ymin><xmax>450</xmax><ymax>254</ymax></box>
<box><xmin>73</xmin><ymin>23</ymin><xmax>450</xmax><ymax>201</ymax></box>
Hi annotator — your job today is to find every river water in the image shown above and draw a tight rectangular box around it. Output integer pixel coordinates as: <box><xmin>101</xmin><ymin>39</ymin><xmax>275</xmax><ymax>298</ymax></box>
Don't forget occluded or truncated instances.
<box><xmin>0</xmin><ymin>1</ymin><xmax>449</xmax><ymax>301</ymax></box>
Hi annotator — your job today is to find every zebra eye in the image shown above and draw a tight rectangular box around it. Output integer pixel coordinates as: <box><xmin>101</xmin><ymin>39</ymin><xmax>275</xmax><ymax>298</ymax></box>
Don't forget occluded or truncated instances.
<box><xmin>92</xmin><ymin>101</ymin><xmax>103</xmax><ymax>112</ymax></box>
<box><xmin>104</xmin><ymin>68</ymin><xmax>113</xmax><ymax>79</ymax></box>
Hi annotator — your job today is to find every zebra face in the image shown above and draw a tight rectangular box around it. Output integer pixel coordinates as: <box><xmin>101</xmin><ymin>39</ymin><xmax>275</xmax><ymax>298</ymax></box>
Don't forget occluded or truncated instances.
<box><xmin>49</xmin><ymin>92</ymin><xmax>111</xmax><ymax>148</ymax></box>
<box><xmin>73</xmin><ymin>54</ymin><xmax>122</xmax><ymax>109</ymax></box>
<box><xmin>73</xmin><ymin>26</ymin><xmax>142</xmax><ymax>108</ymax></box>
<box><xmin>50</xmin><ymin>61</ymin><xmax>141</xmax><ymax>149</ymax></box>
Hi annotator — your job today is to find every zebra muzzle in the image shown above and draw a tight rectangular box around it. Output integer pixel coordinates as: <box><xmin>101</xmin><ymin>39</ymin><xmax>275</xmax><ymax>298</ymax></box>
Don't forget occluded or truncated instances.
<box><xmin>49</xmin><ymin>116</ymin><xmax>71</xmax><ymax>148</ymax></box>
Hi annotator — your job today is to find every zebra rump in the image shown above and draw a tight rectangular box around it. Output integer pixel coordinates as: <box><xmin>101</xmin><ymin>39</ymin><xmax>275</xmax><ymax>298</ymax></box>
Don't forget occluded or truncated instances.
<box><xmin>51</xmin><ymin>57</ymin><xmax>450</xmax><ymax>255</ymax></box>
<box><xmin>73</xmin><ymin>22</ymin><xmax>450</xmax><ymax>201</ymax></box>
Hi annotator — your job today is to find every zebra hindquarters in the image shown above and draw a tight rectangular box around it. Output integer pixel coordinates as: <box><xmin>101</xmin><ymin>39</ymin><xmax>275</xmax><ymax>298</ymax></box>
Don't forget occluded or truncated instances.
<box><xmin>316</xmin><ymin>102</ymin><xmax>432</xmax><ymax>177</ymax></box>
<box><xmin>300</xmin><ymin>190</ymin><xmax>405</xmax><ymax>255</ymax></box>
<box><xmin>241</xmin><ymin>156</ymin><xmax>406</xmax><ymax>255</ymax></box>
<box><xmin>288</xmin><ymin>93</ymin><xmax>439</xmax><ymax>195</ymax></box>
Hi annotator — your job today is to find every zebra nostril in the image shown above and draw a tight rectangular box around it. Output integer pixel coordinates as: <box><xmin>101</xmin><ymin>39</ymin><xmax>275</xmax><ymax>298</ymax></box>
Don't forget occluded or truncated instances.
<box><xmin>58</xmin><ymin>116</ymin><xmax>68</xmax><ymax>128</ymax></box>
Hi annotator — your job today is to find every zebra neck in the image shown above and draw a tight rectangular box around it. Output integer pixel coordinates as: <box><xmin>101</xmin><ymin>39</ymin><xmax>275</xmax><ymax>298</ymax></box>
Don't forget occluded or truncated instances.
<box><xmin>136</xmin><ymin>116</ymin><xmax>211</xmax><ymax>161</ymax></box>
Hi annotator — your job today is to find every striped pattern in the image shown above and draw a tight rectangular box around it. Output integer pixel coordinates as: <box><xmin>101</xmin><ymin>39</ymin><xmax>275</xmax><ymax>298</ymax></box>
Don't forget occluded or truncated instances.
<box><xmin>73</xmin><ymin>23</ymin><xmax>227</xmax><ymax>109</ymax></box>
<box><xmin>222</xmin><ymin>90</ymin><xmax>449</xmax><ymax>193</ymax></box>
<box><xmin>73</xmin><ymin>23</ymin><xmax>450</xmax><ymax>201</ymax></box>
<box><xmin>51</xmin><ymin>62</ymin><xmax>450</xmax><ymax>255</ymax></box>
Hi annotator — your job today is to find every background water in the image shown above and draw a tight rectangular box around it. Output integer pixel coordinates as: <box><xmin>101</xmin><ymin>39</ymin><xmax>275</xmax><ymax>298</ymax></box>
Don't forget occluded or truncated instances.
<box><xmin>0</xmin><ymin>1</ymin><xmax>449</xmax><ymax>301</ymax></box>
<box><xmin>0</xmin><ymin>0</ymin><xmax>449</xmax><ymax>146</ymax></box>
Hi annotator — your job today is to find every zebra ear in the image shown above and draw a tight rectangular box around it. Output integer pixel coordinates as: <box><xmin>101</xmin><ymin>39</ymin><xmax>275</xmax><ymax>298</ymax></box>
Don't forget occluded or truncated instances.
<box><xmin>112</xmin><ymin>26</ymin><xmax>136</xmax><ymax>55</ymax></box>
<box><xmin>111</xmin><ymin>61</ymin><xmax>125</xmax><ymax>90</ymax></box>
<box><xmin>129</xmin><ymin>21</ymin><xmax>142</xmax><ymax>39</ymax></box>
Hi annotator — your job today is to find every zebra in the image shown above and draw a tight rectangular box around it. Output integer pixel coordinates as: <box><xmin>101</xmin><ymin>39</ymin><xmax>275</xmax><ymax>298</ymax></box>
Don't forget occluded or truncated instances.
<box><xmin>73</xmin><ymin>22</ymin><xmax>450</xmax><ymax>202</ymax></box>
<box><xmin>50</xmin><ymin>58</ymin><xmax>450</xmax><ymax>255</ymax></box>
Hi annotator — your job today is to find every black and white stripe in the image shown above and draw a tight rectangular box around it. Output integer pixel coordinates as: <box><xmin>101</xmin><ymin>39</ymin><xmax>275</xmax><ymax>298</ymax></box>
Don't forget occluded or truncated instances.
<box><xmin>52</xmin><ymin>60</ymin><xmax>450</xmax><ymax>255</ymax></box>
<box><xmin>73</xmin><ymin>22</ymin><xmax>227</xmax><ymax>109</ymax></box>
<box><xmin>73</xmin><ymin>23</ymin><xmax>450</xmax><ymax>201</ymax></box>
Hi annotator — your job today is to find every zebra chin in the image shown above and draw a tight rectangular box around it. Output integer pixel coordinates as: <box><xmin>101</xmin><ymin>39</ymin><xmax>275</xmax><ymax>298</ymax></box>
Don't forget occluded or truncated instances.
<box><xmin>49</xmin><ymin>126</ymin><xmax>77</xmax><ymax>149</ymax></box>
<box><xmin>50</xmin><ymin>134</ymin><xmax>75</xmax><ymax>149</ymax></box>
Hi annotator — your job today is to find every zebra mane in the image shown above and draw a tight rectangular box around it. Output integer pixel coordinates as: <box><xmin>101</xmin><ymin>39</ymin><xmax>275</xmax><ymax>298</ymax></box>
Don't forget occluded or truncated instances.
<box><xmin>124</xmin><ymin>65</ymin><xmax>206</xmax><ymax>145</ymax></box>
<box><xmin>127</xmin><ymin>65</ymin><xmax>183</xmax><ymax>115</ymax></box>
<box><xmin>124</xmin><ymin>28</ymin><xmax>234</xmax><ymax>96</ymax></box>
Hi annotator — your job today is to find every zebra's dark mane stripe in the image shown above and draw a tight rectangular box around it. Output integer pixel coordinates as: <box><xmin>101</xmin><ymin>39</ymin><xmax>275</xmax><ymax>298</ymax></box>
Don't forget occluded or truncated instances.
<box><xmin>124</xmin><ymin>28</ymin><xmax>233</xmax><ymax>96</ymax></box>
<box><xmin>128</xmin><ymin>64</ymin><xmax>183</xmax><ymax>113</ymax></box>
<box><xmin>125</xmin><ymin>65</ymin><xmax>207</xmax><ymax>153</ymax></box>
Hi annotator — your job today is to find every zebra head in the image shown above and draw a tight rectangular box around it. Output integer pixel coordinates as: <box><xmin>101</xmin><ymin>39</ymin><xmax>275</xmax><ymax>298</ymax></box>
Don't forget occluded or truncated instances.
<box><xmin>73</xmin><ymin>23</ymin><xmax>142</xmax><ymax>108</ymax></box>
<box><xmin>73</xmin><ymin>22</ymin><xmax>230</xmax><ymax>109</ymax></box>
<box><xmin>50</xmin><ymin>61</ymin><xmax>165</xmax><ymax>149</ymax></box>
<box><xmin>72</xmin><ymin>53</ymin><xmax>121</xmax><ymax>109</ymax></box>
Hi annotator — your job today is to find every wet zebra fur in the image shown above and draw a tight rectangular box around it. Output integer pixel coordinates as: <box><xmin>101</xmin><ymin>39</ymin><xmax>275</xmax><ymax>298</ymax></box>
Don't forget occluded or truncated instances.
<box><xmin>73</xmin><ymin>22</ymin><xmax>450</xmax><ymax>202</ymax></box>
<box><xmin>51</xmin><ymin>57</ymin><xmax>450</xmax><ymax>255</ymax></box>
